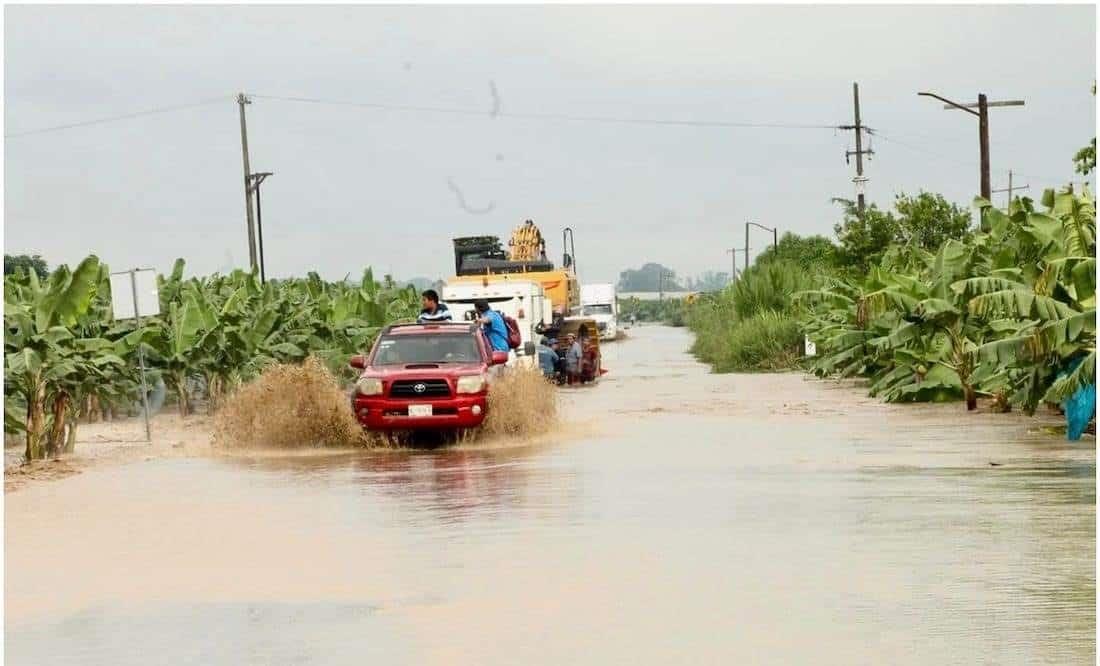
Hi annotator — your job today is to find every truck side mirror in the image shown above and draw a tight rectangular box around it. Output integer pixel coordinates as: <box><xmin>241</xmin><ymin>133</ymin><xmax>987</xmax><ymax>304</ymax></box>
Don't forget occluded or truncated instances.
<box><xmin>349</xmin><ymin>354</ymin><xmax>367</xmax><ymax>370</ymax></box>
<box><xmin>491</xmin><ymin>351</ymin><xmax>509</xmax><ymax>366</ymax></box>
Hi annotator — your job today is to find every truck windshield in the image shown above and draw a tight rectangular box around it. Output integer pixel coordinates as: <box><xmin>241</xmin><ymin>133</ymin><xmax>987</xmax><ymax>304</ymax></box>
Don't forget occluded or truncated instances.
<box><xmin>582</xmin><ymin>304</ymin><xmax>613</xmax><ymax>316</ymax></box>
<box><xmin>372</xmin><ymin>334</ymin><xmax>481</xmax><ymax>365</ymax></box>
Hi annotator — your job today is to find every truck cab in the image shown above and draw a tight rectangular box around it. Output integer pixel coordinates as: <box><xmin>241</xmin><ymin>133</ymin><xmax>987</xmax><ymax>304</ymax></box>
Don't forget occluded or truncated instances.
<box><xmin>579</xmin><ymin>283</ymin><xmax>618</xmax><ymax>341</ymax></box>
<box><xmin>442</xmin><ymin>279</ymin><xmax>553</xmax><ymax>369</ymax></box>
<box><xmin>349</xmin><ymin>322</ymin><xmax>508</xmax><ymax>431</ymax></box>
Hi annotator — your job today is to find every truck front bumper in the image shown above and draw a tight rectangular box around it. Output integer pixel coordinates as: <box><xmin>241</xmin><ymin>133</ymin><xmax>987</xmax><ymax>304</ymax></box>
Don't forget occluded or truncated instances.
<box><xmin>352</xmin><ymin>394</ymin><xmax>488</xmax><ymax>431</ymax></box>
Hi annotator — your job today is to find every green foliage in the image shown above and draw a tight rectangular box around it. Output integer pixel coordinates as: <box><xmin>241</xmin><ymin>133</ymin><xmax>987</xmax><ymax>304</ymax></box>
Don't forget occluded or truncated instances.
<box><xmin>617</xmin><ymin>263</ymin><xmax>684</xmax><ymax>292</ymax></box>
<box><xmin>687</xmin><ymin>185</ymin><xmax>1094</xmax><ymax>428</ymax></box>
<box><xmin>1074</xmin><ymin>138</ymin><xmax>1096</xmax><ymax>176</ymax></box>
<box><xmin>833</xmin><ymin>192</ymin><xmax>973</xmax><ymax>273</ymax></box>
<box><xmin>4</xmin><ymin>254</ymin><xmax>49</xmax><ymax>279</ymax></box>
<box><xmin>619</xmin><ymin>297</ymin><xmax>687</xmax><ymax>326</ymax></box>
<box><xmin>833</xmin><ymin>199</ymin><xmax>899</xmax><ymax>272</ymax></box>
<box><xmin>727</xmin><ymin>260</ymin><xmax>815</xmax><ymax>319</ymax></box>
<box><xmin>893</xmin><ymin>191</ymin><xmax>973</xmax><ymax>250</ymax></box>
<box><xmin>684</xmin><ymin>271</ymin><xmax>731</xmax><ymax>291</ymax></box>
<box><xmin>686</xmin><ymin>260</ymin><xmax>815</xmax><ymax>372</ymax></box>
<box><xmin>754</xmin><ymin>233</ymin><xmax>838</xmax><ymax>270</ymax></box>
<box><xmin>803</xmin><ymin>186</ymin><xmax>1095</xmax><ymax>416</ymax></box>
<box><xmin>692</xmin><ymin>310</ymin><xmax>802</xmax><ymax>372</ymax></box>
<box><xmin>4</xmin><ymin>258</ymin><xmax>419</xmax><ymax>459</ymax></box>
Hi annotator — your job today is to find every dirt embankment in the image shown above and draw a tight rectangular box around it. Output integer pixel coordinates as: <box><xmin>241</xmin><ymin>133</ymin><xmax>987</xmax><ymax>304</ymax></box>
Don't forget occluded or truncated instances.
<box><xmin>5</xmin><ymin>413</ymin><xmax>214</xmax><ymax>493</ymax></box>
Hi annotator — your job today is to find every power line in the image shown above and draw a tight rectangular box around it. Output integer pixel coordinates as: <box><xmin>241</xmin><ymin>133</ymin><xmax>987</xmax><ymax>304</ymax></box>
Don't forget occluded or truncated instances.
<box><xmin>247</xmin><ymin>92</ymin><xmax>840</xmax><ymax>130</ymax></box>
<box><xmin>870</xmin><ymin>130</ymin><xmax>1069</xmax><ymax>185</ymax></box>
<box><xmin>4</xmin><ymin>96</ymin><xmax>230</xmax><ymax>138</ymax></box>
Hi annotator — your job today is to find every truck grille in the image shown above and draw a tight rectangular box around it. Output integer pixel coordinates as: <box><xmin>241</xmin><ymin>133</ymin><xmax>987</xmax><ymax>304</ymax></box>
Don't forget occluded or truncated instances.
<box><xmin>389</xmin><ymin>379</ymin><xmax>451</xmax><ymax>398</ymax></box>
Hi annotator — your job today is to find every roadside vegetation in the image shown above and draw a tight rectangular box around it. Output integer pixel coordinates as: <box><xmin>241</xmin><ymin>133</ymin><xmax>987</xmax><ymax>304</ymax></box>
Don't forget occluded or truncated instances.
<box><xmin>619</xmin><ymin>298</ymin><xmax>688</xmax><ymax>326</ymax></box>
<box><xmin>686</xmin><ymin>187</ymin><xmax>1096</xmax><ymax>424</ymax></box>
<box><xmin>4</xmin><ymin>260</ymin><xmax>421</xmax><ymax>461</ymax></box>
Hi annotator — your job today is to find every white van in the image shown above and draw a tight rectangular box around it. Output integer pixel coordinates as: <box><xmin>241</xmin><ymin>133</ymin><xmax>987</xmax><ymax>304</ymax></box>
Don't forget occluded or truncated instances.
<box><xmin>579</xmin><ymin>283</ymin><xmax>618</xmax><ymax>341</ymax></box>
<box><xmin>441</xmin><ymin>280</ymin><xmax>553</xmax><ymax>369</ymax></box>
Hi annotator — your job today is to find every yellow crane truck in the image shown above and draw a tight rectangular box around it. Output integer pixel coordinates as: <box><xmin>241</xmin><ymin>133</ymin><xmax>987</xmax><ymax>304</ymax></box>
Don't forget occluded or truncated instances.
<box><xmin>448</xmin><ymin>221</ymin><xmax>580</xmax><ymax>317</ymax></box>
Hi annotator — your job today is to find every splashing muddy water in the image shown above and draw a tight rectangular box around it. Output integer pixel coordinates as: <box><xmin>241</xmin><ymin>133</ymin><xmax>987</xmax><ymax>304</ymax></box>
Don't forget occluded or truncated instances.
<box><xmin>5</xmin><ymin>326</ymin><xmax>1095</xmax><ymax>664</ymax></box>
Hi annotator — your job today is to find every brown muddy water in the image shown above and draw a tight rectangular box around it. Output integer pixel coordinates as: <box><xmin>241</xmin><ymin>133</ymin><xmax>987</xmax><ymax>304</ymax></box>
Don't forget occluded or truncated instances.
<box><xmin>5</xmin><ymin>326</ymin><xmax>1095</xmax><ymax>664</ymax></box>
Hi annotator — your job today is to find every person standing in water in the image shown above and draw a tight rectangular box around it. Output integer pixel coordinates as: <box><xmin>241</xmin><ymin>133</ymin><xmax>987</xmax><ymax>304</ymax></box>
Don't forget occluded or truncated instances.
<box><xmin>565</xmin><ymin>333</ymin><xmax>583</xmax><ymax>385</ymax></box>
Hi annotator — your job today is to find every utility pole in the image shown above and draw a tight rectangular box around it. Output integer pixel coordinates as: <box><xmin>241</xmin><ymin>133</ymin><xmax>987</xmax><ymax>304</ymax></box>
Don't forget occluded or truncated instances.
<box><xmin>726</xmin><ymin>248</ymin><xmax>737</xmax><ymax>283</ymax></box>
<box><xmin>992</xmin><ymin>170</ymin><xmax>1029</xmax><ymax>208</ymax></box>
<box><xmin>918</xmin><ymin>91</ymin><xmax>1025</xmax><ymax>200</ymax></box>
<box><xmin>237</xmin><ymin>93</ymin><xmax>258</xmax><ymax>271</ymax></box>
<box><xmin>745</xmin><ymin>222</ymin><xmax>778</xmax><ymax>269</ymax></box>
<box><xmin>745</xmin><ymin>225</ymin><xmax>750</xmax><ymax>270</ymax></box>
<box><xmin>840</xmin><ymin>82</ymin><xmax>873</xmax><ymax>214</ymax></box>
<box><xmin>249</xmin><ymin>171</ymin><xmax>274</xmax><ymax>283</ymax></box>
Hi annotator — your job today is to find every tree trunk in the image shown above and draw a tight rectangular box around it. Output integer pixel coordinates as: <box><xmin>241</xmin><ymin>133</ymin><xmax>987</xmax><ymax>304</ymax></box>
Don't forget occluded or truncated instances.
<box><xmin>206</xmin><ymin>374</ymin><xmax>222</xmax><ymax>414</ymax></box>
<box><xmin>964</xmin><ymin>384</ymin><xmax>978</xmax><ymax>411</ymax></box>
<box><xmin>63</xmin><ymin>418</ymin><xmax>78</xmax><ymax>454</ymax></box>
<box><xmin>86</xmin><ymin>395</ymin><xmax>101</xmax><ymax>423</ymax></box>
<box><xmin>47</xmin><ymin>392</ymin><xmax>70</xmax><ymax>458</ymax></box>
<box><xmin>174</xmin><ymin>374</ymin><xmax>191</xmax><ymax>417</ymax></box>
<box><xmin>24</xmin><ymin>381</ymin><xmax>47</xmax><ymax>461</ymax></box>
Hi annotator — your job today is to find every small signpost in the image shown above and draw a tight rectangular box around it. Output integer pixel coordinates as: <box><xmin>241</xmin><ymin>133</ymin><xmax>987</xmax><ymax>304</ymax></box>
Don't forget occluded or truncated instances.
<box><xmin>804</xmin><ymin>336</ymin><xmax>817</xmax><ymax>357</ymax></box>
<box><xmin>109</xmin><ymin>269</ymin><xmax>160</xmax><ymax>442</ymax></box>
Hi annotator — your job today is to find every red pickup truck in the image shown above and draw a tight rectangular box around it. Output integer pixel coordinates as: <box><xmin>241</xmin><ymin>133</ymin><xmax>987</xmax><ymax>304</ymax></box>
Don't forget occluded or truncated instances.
<box><xmin>349</xmin><ymin>322</ymin><xmax>509</xmax><ymax>431</ymax></box>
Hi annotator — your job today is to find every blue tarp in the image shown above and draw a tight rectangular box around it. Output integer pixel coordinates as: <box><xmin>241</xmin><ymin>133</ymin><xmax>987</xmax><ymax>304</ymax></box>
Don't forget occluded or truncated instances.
<box><xmin>1060</xmin><ymin>356</ymin><xmax>1095</xmax><ymax>441</ymax></box>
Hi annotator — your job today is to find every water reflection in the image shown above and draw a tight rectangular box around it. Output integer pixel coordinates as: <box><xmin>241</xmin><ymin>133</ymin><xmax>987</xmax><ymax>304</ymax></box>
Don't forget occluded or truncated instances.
<box><xmin>223</xmin><ymin>442</ymin><xmax>588</xmax><ymax>528</ymax></box>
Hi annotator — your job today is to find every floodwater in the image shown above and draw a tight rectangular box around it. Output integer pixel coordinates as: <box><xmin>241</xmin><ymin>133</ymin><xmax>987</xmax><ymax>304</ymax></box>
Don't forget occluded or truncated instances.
<box><xmin>6</xmin><ymin>326</ymin><xmax>1095</xmax><ymax>664</ymax></box>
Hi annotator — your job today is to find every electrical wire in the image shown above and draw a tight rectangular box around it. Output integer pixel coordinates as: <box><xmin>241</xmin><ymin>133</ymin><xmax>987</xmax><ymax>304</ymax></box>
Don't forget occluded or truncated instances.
<box><xmin>870</xmin><ymin>130</ymin><xmax>1072</xmax><ymax>186</ymax></box>
<box><xmin>247</xmin><ymin>93</ymin><xmax>840</xmax><ymax>130</ymax></box>
<box><xmin>4</xmin><ymin>96</ymin><xmax>231</xmax><ymax>138</ymax></box>
<box><xmin>5</xmin><ymin>91</ymin><xmax>1082</xmax><ymax>189</ymax></box>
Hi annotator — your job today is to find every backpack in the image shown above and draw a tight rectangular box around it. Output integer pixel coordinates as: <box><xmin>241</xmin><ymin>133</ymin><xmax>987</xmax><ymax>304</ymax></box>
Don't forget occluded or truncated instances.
<box><xmin>497</xmin><ymin>311</ymin><xmax>522</xmax><ymax>350</ymax></box>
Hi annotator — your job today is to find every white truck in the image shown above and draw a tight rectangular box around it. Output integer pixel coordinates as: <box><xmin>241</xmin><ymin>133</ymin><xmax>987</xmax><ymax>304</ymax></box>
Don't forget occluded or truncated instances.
<box><xmin>441</xmin><ymin>280</ymin><xmax>553</xmax><ymax>369</ymax></box>
<box><xmin>579</xmin><ymin>283</ymin><xmax>618</xmax><ymax>341</ymax></box>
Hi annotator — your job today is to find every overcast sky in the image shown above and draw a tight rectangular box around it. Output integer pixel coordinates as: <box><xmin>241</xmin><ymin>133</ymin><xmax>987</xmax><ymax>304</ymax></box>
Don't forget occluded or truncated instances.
<box><xmin>5</xmin><ymin>5</ymin><xmax>1095</xmax><ymax>284</ymax></box>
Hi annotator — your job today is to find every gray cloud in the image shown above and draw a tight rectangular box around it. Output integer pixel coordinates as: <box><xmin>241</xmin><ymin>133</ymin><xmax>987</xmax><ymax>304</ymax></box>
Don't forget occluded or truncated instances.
<box><xmin>5</xmin><ymin>5</ymin><xmax>1095</xmax><ymax>284</ymax></box>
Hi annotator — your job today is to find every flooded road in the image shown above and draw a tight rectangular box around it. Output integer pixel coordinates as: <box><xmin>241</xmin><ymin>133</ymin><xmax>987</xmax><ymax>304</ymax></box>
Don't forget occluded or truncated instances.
<box><xmin>6</xmin><ymin>326</ymin><xmax>1095</xmax><ymax>664</ymax></box>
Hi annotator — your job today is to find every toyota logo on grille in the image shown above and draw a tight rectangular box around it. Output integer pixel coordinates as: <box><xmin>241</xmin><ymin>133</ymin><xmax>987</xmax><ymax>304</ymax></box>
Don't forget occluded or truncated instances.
<box><xmin>413</xmin><ymin>382</ymin><xmax>427</xmax><ymax>394</ymax></box>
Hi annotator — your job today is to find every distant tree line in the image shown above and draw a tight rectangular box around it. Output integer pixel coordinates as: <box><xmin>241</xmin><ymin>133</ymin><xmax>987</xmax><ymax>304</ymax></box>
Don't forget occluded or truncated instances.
<box><xmin>4</xmin><ymin>254</ymin><xmax>49</xmax><ymax>279</ymax></box>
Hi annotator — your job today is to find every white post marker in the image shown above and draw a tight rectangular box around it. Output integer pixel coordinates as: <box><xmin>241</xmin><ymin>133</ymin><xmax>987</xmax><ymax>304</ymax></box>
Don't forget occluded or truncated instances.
<box><xmin>804</xmin><ymin>336</ymin><xmax>817</xmax><ymax>357</ymax></box>
<box><xmin>109</xmin><ymin>269</ymin><xmax>160</xmax><ymax>442</ymax></box>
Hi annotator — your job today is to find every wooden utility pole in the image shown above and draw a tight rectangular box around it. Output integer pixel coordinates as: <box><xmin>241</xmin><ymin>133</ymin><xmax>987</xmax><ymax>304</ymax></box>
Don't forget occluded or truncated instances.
<box><xmin>237</xmin><ymin>93</ymin><xmax>258</xmax><ymax>271</ymax></box>
<box><xmin>918</xmin><ymin>91</ymin><xmax>1024</xmax><ymax>200</ymax></box>
<box><xmin>992</xmin><ymin>170</ymin><xmax>1029</xmax><ymax>208</ymax></box>
<box><xmin>841</xmin><ymin>83</ymin><xmax>873</xmax><ymax>214</ymax></box>
<box><xmin>249</xmin><ymin>171</ymin><xmax>274</xmax><ymax>283</ymax></box>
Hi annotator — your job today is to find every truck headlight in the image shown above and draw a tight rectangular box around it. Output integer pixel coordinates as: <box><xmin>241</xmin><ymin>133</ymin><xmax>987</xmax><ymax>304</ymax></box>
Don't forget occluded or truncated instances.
<box><xmin>356</xmin><ymin>377</ymin><xmax>383</xmax><ymax>396</ymax></box>
<box><xmin>456</xmin><ymin>374</ymin><xmax>487</xmax><ymax>394</ymax></box>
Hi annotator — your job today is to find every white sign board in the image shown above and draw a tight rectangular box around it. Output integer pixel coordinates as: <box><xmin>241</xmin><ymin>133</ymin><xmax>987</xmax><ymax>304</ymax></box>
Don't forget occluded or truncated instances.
<box><xmin>804</xmin><ymin>336</ymin><xmax>817</xmax><ymax>357</ymax></box>
<box><xmin>110</xmin><ymin>270</ymin><xmax>161</xmax><ymax>320</ymax></box>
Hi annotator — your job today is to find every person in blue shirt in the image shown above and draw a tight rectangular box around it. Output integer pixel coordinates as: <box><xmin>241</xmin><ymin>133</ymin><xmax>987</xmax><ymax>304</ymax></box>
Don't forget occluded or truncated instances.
<box><xmin>536</xmin><ymin>337</ymin><xmax>558</xmax><ymax>378</ymax></box>
<box><xmin>474</xmin><ymin>300</ymin><xmax>510</xmax><ymax>352</ymax></box>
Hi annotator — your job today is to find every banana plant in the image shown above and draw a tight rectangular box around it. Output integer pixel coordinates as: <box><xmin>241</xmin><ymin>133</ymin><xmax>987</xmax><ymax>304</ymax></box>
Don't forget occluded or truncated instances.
<box><xmin>4</xmin><ymin>256</ymin><xmax>103</xmax><ymax>459</ymax></box>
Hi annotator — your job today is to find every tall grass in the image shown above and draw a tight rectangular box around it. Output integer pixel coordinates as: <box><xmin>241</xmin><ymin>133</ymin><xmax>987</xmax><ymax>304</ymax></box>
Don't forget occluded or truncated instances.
<box><xmin>687</xmin><ymin>260</ymin><xmax>815</xmax><ymax>372</ymax></box>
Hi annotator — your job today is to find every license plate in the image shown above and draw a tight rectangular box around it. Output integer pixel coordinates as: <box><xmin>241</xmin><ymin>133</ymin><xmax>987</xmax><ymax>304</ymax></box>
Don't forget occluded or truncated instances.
<box><xmin>408</xmin><ymin>404</ymin><xmax>433</xmax><ymax>417</ymax></box>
